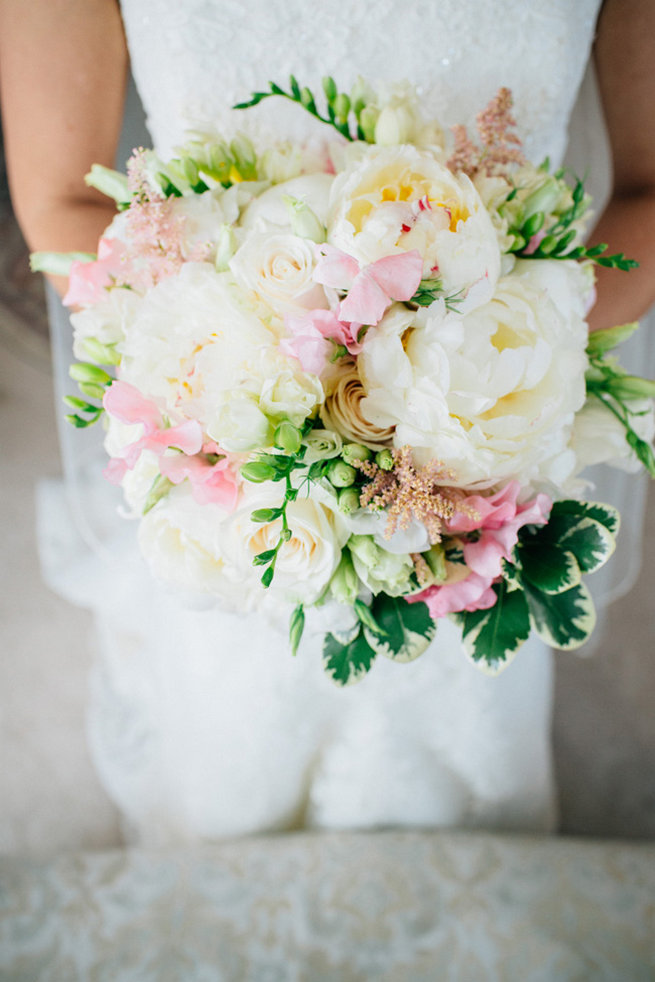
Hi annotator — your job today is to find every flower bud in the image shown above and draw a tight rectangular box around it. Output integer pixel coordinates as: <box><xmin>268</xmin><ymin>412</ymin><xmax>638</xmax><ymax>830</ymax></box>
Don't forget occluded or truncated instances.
<box><xmin>330</xmin><ymin>551</ymin><xmax>360</xmax><ymax>605</ymax></box>
<box><xmin>79</xmin><ymin>338</ymin><xmax>121</xmax><ymax>367</ymax></box>
<box><xmin>522</xmin><ymin>177</ymin><xmax>561</xmax><ymax>220</ymax></box>
<box><xmin>214</xmin><ymin>224</ymin><xmax>236</xmax><ymax>272</ymax></box>
<box><xmin>374</xmin><ymin>105</ymin><xmax>414</xmax><ymax>146</ymax></box>
<box><xmin>322</xmin><ymin>76</ymin><xmax>337</xmax><ymax>103</ymax></box>
<box><xmin>240</xmin><ymin>460</ymin><xmax>277</xmax><ymax>483</ymax></box>
<box><xmin>359</xmin><ymin>106</ymin><xmax>380</xmax><ymax>143</ymax></box>
<box><xmin>341</xmin><ymin>443</ymin><xmax>372</xmax><ymax>466</ymax></box>
<box><xmin>230</xmin><ymin>135</ymin><xmax>257</xmax><ymax>180</ymax></box>
<box><xmin>282</xmin><ymin>196</ymin><xmax>326</xmax><ymax>243</ymax></box>
<box><xmin>210</xmin><ymin>143</ymin><xmax>234</xmax><ymax>183</ymax></box>
<box><xmin>424</xmin><ymin>544</ymin><xmax>447</xmax><ymax>583</ymax></box>
<box><xmin>326</xmin><ymin>459</ymin><xmax>357</xmax><ymax>487</ymax></box>
<box><xmin>348</xmin><ymin>534</ymin><xmax>380</xmax><ymax>569</ymax></box>
<box><xmin>334</xmin><ymin>93</ymin><xmax>351</xmax><ymax>122</ymax></box>
<box><xmin>606</xmin><ymin>376</ymin><xmax>655</xmax><ymax>400</ymax></box>
<box><xmin>69</xmin><ymin>362</ymin><xmax>113</xmax><ymax>386</ymax></box>
<box><xmin>375</xmin><ymin>449</ymin><xmax>395</xmax><ymax>471</ymax></box>
<box><xmin>274</xmin><ymin>421</ymin><xmax>303</xmax><ymax>455</ymax></box>
<box><xmin>84</xmin><ymin>164</ymin><xmax>131</xmax><ymax>205</ymax></box>
<box><xmin>337</xmin><ymin>486</ymin><xmax>361</xmax><ymax>514</ymax></box>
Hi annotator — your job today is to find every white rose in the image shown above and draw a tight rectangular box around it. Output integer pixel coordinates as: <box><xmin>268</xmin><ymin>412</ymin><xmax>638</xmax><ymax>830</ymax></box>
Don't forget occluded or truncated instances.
<box><xmin>258</xmin><ymin>367</ymin><xmax>324</xmax><ymax>426</ymax></box>
<box><xmin>241</xmin><ymin>174</ymin><xmax>334</xmax><ymax>232</ymax></box>
<box><xmin>327</xmin><ymin>144</ymin><xmax>500</xmax><ymax>307</ymax></box>
<box><xmin>229</xmin><ymin>231</ymin><xmax>327</xmax><ymax>314</ymax></box>
<box><xmin>360</xmin><ymin>261</ymin><xmax>589</xmax><ymax>487</ymax></box>
<box><xmin>219</xmin><ymin>481</ymin><xmax>350</xmax><ymax>605</ymax></box>
<box><xmin>320</xmin><ymin>361</ymin><xmax>395</xmax><ymax>450</ymax></box>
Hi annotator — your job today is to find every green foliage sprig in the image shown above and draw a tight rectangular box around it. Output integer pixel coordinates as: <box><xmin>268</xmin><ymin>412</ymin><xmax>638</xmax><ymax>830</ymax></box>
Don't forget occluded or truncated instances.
<box><xmin>234</xmin><ymin>75</ymin><xmax>376</xmax><ymax>143</ymax></box>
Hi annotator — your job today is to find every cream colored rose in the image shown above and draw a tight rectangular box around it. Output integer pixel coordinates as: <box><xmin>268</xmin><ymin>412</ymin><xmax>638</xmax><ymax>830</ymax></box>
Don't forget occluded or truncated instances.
<box><xmin>327</xmin><ymin>145</ymin><xmax>500</xmax><ymax>307</ymax></box>
<box><xmin>219</xmin><ymin>481</ymin><xmax>350</xmax><ymax>605</ymax></box>
<box><xmin>320</xmin><ymin>361</ymin><xmax>395</xmax><ymax>451</ymax></box>
<box><xmin>360</xmin><ymin>260</ymin><xmax>590</xmax><ymax>488</ymax></box>
<box><xmin>229</xmin><ymin>231</ymin><xmax>327</xmax><ymax>315</ymax></box>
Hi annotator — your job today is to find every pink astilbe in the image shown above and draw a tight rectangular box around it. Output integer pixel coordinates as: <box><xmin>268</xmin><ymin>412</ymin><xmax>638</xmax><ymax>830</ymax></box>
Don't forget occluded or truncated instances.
<box><xmin>356</xmin><ymin>446</ymin><xmax>474</xmax><ymax>543</ymax></box>
<box><xmin>447</xmin><ymin>88</ymin><xmax>526</xmax><ymax>178</ymax></box>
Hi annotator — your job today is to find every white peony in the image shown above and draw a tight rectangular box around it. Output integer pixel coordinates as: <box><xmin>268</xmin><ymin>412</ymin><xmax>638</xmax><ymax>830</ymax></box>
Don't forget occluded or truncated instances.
<box><xmin>229</xmin><ymin>231</ymin><xmax>327</xmax><ymax>314</ymax></box>
<box><xmin>360</xmin><ymin>261</ymin><xmax>590</xmax><ymax>488</ymax></box>
<box><xmin>327</xmin><ymin>144</ymin><xmax>500</xmax><ymax>307</ymax></box>
<box><xmin>71</xmin><ymin>288</ymin><xmax>141</xmax><ymax>360</ymax></box>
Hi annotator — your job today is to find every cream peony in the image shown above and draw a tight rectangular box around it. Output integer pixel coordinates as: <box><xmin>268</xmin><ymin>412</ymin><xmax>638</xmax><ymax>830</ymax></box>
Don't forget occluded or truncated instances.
<box><xmin>71</xmin><ymin>288</ymin><xmax>141</xmax><ymax>360</ymax></box>
<box><xmin>240</xmin><ymin>173</ymin><xmax>334</xmax><ymax>232</ymax></box>
<box><xmin>327</xmin><ymin>145</ymin><xmax>500</xmax><ymax>307</ymax></box>
<box><xmin>360</xmin><ymin>261</ymin><xmax>590</xmax><ymax>487</ymax></box>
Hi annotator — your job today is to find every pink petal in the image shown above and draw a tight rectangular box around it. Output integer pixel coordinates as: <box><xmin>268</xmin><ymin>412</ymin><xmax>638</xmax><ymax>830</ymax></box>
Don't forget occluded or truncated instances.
<box><xmin>63</xmin><ymin>237</ymin><xmax>125</xmax><ymax>307</ymax></box>
<box><xmin>313</xmin><ymin>244</ymin><xmax>360</xmax><ymax>289</ymax></box>
<box><xmin>409</xmin><ymin>571</ymin><xmax>497</xmax><ymax>619</ymax></box>
<box><xmin>338</xmin><ymin>270</ymin><xmax>391</xmax><ymax>325</ymax></box>
<box><xmin>149</xmin><ymin>419</ymin><xmax>203</xmax><ymax>456</ymax></box>
<box><xmin>280</xmin><ymin>335</ymin><xmax>333</xmax><ymax>376</ymax></box>
<box><xmin>103</xmin><ymin>381</ymin><xmax>161</xmax><ymax>432</ymax></box>
<box><xmin>102</xmin><ymin>457</ymin><xmax>128</xmax><ymax>484</ymax></box>
<box><xmin>463</xmin><ymin>532</ymin><xmax>506</xmax><ymax>579</ymax></box>
<box><xmin>368</xmin><ymin>250</ymin><xmax>423</xmax><ymax>301</ymax></box>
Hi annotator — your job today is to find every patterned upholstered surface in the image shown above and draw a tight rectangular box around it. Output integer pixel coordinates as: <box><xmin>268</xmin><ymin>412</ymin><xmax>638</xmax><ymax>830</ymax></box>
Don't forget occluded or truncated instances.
<box><xmin>2</xmin><ymin>831</ymin><xmax>654</xmax><ymax>980</ymax></box>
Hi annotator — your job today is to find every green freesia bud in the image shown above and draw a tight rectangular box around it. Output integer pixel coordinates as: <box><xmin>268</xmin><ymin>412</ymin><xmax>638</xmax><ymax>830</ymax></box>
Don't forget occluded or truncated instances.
<box><xmin>214</xmin><ymin>224</ymin><xmax>236</xmax><ymax>272</ymax></box>
<box><xmin>359</xmin><ymin>105</ymin><xmax>380</xmax><ymax>143</ymax></box>
<box><xmin>341</xmin><ymin>443</ymin><xmax>373</xmax><ymax>466</ymax></box>
<box><xmin>69</xmin><ymin>363</ymin><xmax>113</xmax><ymax>386</ymax></box>
<box><xmin>337</xmin><ymin>486</ymin><xmax>361</xmax><ymax>515</ymax></box>
<box><xmin>510</xmin><ymin>233</ymin><xmax>526</xmax><ymax>252</ymax></box>
<box><xmin>586</xmin><ymin>322</ymin><xmax>639</xmax><ymax>358</ymax></box>
<box><xmin>78</xmin><ymin>382</ymin><xmax>107</xmax><ymax>401</ymax></box>
<box><xmin>334</xmin><ymin>92</ymin><xmax>351</xmax><ymax>122</ymax></box>
<box><xmin>329</xmin><ymin>551</ymin><xmax>360</xmax><ymax>605</ymax></box>
<box><xmin>521</xmin><ymin>211</ymin><xmax>545</xmax><ymax>238</ymax></box>
<box><xmin>606</xmin><ymin>375</ymin><xmax>655</xmax><ymax>400</ymax></box>
<box><xmin>522</xmin><ymin>177</ymin><xmax>560</xmax><ymax>220</ymax></box>
<box><xmin>322</xmin><ymin>76</ymin><xmax>338</xmax><ymax>103</ymax></box>
<box><xmin>84</xmin><ymin>164</ymin><xmax>131</xmax><ymax>205</ymax></box>
<box><xmin>79</xmin><ymin>338</ymin><xmax>121</xmax><ymax>367</ymax></box>
<box><xmin>30</xmin><ymin>250</ymin><xmax>96</xmax><ymax>277</ymax></box>
<box><xmin>274</xmin><ymin>421</ymin><xmax>303</xmax><ymax>455</ymax></box>
<box><xmin>240</xmin><ymin>460</ymin><xmax>277</xmax><ymax>483</ymax></box>
<box><xmin>374</xmin><ymin>105</ymin><xmax>414</xmax><ymax>146</ymax></box>
<box><xmin>326</xmin><ymin>460</ymin><xmax>357</xmax><ymax>487</ymax></box>
<box><xmin>209</xmin><ymin>143</ymin><xmax>235</xmax><ymax>183</ymax></box>
<box><xmin>282</xmin><ymin>196</ymin><xmax>326</xmax><ymax>243</ymax></box>
<box><xmin>300</xmin><ymin>87</ymin><xmax>315</xmax><ymax>109</ymax></box>
<box><xmin>230</xmin><ymin>134</ymin><xmax>257</xmax><ymax>180</ymax></box>
<box><xmin>424</xmin><ymin>544</ymin><xmax>447</xmax><ymax>583</ymax></box>
<box><xmin>538</xmin><ymin>234</ymin><xmax>558</xmax><ymax>255</ymax></box>
<box><xmin>375</xmin><ymin>449</ymin><xmax>395</xmax><ymax>471</ymax></box>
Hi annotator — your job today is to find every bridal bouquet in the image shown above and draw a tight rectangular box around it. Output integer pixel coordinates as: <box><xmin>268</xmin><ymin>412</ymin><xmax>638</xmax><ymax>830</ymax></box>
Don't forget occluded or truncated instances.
<box><xmin>34</xmin><ymin>77</ymin><xmax>655</xmax><ymax>684</ymax></box>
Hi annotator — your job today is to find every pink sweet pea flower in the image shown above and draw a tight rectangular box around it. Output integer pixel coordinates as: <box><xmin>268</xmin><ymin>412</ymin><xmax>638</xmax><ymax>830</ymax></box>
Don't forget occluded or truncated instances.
<box><xmin>103</xmin><ymin>380</ymin><xmax>203</xmax><ymax>470</ymax></box>
<box><xmin>159</xmin><ymin>445</ymin><xmax>238</xmax><ymax>509</ymax></box>
<box><xmin>280</xmin><ymin>308</ymin><xmax>358</xmax><ymax>375</ymax></box>
<box><xmin>313</xmin><ymin>245</ymin><xmax>423</xmax><ymax>326</ymax></box>
<box><xmin>64</xmin><ymin>237</ymin><xmax>126</xmax><ymax>308</ymax></box>
<box><xmin>410</xmin><ymin>571</ymin><xmax>498</xmax><ymax>619</ymax></box>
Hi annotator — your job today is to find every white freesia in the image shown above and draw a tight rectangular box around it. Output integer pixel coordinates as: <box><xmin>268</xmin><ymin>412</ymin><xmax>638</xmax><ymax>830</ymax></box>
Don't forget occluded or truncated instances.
<box><xmin>241</xmin><ymin>173</ymin><xmax>334</xmax><ymax>233</ymax></box>
<box><xmin>229</xmin><ymin>231</ymin><xmax>327</xmax><ymax>314</ymax></box>
<box><xmin>219</xmin><ymin>481</ymin><xmax>350</xmax><ymax>605</ymax></box>
<box><xmin>372</xmin><ymin>81</ymin><xmax>445</xmax><ymax>152</ymax></box>
<box><xmin>327</xmin><ymin>144</ymin><xmax>500</xmax><ymax>307</ymax></box>
<box><xmin>344</xmin><ymin>509</ymin><xmax>430</xmax><ymax>554</ymax></box>
<box><xmin>71</xmin><ymin>288</ymin><xmax>141</xmax><ymax>359</ymax></box>
<box><xmin>570</xmin><ymin>397</ymin><xmax>655</xmax><ymax>473</ymax></box>
<box><xmin>360</xmin><ymin>262</ymin><xmax>589</xmax><ymax>487</ymax></box>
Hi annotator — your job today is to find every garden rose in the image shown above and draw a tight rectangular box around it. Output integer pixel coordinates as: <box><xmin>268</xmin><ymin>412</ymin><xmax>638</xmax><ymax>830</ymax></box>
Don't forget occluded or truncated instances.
<box><xmin>229</xmin><ymin>231</ymin><xmax>327</xmax><ymax>314</ymax></box>
<box><xmin>320</xmin><ymin>362</ymin><xmax>395</xmax><ymax>450</ymax></box>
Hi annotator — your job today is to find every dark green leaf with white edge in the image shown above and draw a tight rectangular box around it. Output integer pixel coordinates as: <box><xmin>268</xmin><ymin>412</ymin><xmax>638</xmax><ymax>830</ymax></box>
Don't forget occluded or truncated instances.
<box><xmin>548</xmin><ymin>499</ymin><xmax>620</xmax><ymax>537</ymax></box>
<box><xmin>323</xmin><ymin>625</ymin><xmax>376</xmax><ymax>686</ymax></box>
<box><xmin>517</xmin><ymin>542</ymin><xmax>581</xmax><ymax>595</ymax></box>
<box><xmin>457</xmin><ymin>581</ymin><xmax>531</xmax><ymax>675</ymax></box>
<box><xmin>538</xmin><ymin>514</ymin><xmax>616</xmax><ymax>575</ymax></box>
<box><xmin>364</xmin><ymin>594</ymin><xmax>435</xmax><ymax>664</ymax></box>
<box><xmin>523</xmin><ymin>579</ymin><xmax>596</xmax><ymax>650</ymax></box>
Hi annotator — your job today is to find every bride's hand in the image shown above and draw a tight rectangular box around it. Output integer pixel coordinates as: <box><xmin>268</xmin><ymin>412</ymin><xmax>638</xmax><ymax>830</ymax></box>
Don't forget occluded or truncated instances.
<box><xmin>590</xmin><ymin>0</ymin><xmax>655</xmax><ymax>330</ymax></box>
<box><xmin>0</xmin><ymin>0</ymin><xmax>128</xmax><ymax>296</ymax></box>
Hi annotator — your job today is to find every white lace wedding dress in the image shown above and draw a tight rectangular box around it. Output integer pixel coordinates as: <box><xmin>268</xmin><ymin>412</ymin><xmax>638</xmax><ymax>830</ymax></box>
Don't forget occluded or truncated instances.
<box><xmin>47</xmin><ymin>0</ymin><xmax>606</xmax><ymax>845</ymax></box>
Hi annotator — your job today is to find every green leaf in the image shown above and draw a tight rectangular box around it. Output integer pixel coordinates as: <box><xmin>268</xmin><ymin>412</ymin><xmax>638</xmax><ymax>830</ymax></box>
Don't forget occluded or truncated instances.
<box><xmin>289</xmin><ymin>605</ymin><xmax>305</xmax><ymax>656</ymax></box>
<box><xmin>538</xmin><ymin>513</ymin><xmax>616</xmax><ymax>574</ymax></box>
<box><xmin>586</xmin><ymin>322</ymin><xmax>639</xmax><ymax>358</ymax></box>
<box><xmin>323</xmin><ymin>625</ymin><xmax>376</xmax><ymax>686</ymax></box>
<box><xmin>517</xmin><ymin>542</ymin><xmax>581</xmax><ymax>595</ymax></box>
<box><xmin>365</xmin><ymin>595</ymin><xmax>435</xmax><ymax>663</ymax></box>
<box><xmin>523</xmin><ymin>580</ymin><xmax>596</xmax><ymax>649</ymax></box>
<box><xmin>457</xmin><ymin>581</ymin><xmax>531</xmax><ymax>674</ymax></box>
<box><xmin>549</xmin><ymin>499</ymin><xmax>620</xmax><ymax>537</ymax></box>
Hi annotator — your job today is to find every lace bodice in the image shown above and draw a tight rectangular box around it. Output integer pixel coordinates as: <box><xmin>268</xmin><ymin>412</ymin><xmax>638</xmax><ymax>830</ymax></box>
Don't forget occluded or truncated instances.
<box><xmin>121</xmin><ymin>0</ymin><xmax>602</xmax><ymax>165</ymax></box>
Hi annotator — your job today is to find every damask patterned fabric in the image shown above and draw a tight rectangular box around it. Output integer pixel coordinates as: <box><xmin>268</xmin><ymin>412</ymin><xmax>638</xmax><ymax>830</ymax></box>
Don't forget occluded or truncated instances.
<box><xmin>2</xmin><ymin>831</ymin><xmax>654</xmax><ymax>980</ymax></box>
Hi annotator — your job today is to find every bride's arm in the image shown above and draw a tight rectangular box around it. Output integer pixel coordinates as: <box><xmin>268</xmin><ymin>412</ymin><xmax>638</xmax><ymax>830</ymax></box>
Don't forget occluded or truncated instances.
<box><xmin>0</xmin><ymin>0</ymin><xmax>128</xmax><ymax>295</ymax></box>
<box><xmin>590</xmin><ymin>0</ymin><xmax>655</xmax><ymax>330</ymax></box>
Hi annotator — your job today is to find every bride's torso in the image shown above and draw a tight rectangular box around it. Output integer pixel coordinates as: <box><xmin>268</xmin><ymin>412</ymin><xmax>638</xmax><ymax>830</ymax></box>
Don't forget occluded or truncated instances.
<box><xmin>120</xmin><ymin>0</ymin><xmax>602</xmax><ymax>165</ymax></box>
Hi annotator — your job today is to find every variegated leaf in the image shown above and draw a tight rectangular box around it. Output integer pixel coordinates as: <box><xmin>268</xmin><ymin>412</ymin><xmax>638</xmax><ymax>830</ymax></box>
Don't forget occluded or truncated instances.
<box><xmin>322</xmin><ymin>626</ymin><xmax>376</xmax><ymax>686</ymax></box>
<box><xmin>543</xmin><ymin>515</ymin><xmax>615</xmax><ymax>574</ymax></box>
<box><xmin>517</xmin><ymin>543</ymin><xmax>581</xmax><ymax>595</ymax></box>
<box><xmin>365</xmin><ymin>595</ymin><xmax>435</xmax><ymax>663</ymax></box>
<box><xmin>524</xmin><ymin>580</ymin><xmax>596</xmax><ymax>649</ymax></box>
<box><xmin>457</xmin><ymin>581</ymin><xmax>531</xmax><ymax>675</ymax></box>
<box><xmin>550</xmin><ymin>499</ymin><xmax>620</xmax><ymax>537</ymax></box>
